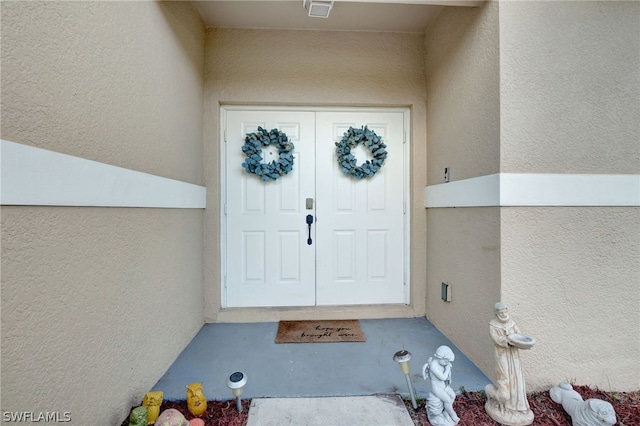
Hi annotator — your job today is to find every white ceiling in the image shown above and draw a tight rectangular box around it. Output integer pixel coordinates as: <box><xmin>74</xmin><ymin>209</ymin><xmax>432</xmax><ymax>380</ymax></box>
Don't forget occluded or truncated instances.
<box><xmin>192</xmin><ymin>1</ymin><xmax>482</xmax><ymax>33</ymax></box>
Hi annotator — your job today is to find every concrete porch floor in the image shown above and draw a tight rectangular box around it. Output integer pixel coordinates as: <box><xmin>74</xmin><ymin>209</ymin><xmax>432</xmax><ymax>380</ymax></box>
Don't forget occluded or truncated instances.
<box><xmin>153</xmin><ymin>317</ymin><xmax>491</xmax><ymax>402</ymax></box>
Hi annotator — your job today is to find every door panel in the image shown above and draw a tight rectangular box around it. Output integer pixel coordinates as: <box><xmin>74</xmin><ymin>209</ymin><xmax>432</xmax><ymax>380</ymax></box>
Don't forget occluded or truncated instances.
<box><xmin>315</xmin><ymin>112</ymin><xmax>406</xmax><ymax>305</ymax></box>
<box><xmin>223</xmin><ymin>109</ymin><xmax>407</xmax><ymax>308</ymax></box>
<box><xmin>225</xmin><ymin>111</ymin><xmax>316</xmax><ymax>307</ymax></box>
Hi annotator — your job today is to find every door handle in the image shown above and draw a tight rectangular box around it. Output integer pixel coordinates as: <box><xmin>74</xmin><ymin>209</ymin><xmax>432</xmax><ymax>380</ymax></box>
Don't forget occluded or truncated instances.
<box><xmin>306</xmin><ymin>214</ymin><xmax>314</xmax><ymax>245</ymax></box>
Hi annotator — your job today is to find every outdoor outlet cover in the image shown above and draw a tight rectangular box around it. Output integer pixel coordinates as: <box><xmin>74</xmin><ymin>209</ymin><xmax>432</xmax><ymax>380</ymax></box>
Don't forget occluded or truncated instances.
<box><xmin>441</xmin><ymin>282</ymin><xmax>451</xmax><ymax>302</ymax></box>
<box><xmin>444</xmin><ymin>167</ymin><xmax>450</xmax><ymax>183</ymax></box>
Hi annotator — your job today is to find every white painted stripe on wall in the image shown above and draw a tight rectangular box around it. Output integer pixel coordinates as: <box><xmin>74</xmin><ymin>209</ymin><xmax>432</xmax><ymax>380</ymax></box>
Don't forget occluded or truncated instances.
<box><xmin>424</xmin><ymin>174</ymin><xmax>501</xmax><ymax>207</ymax></box>
<box><xmin>425</xmin><ymin>173</ymin><xmax>640</xmax><ymax>208</ymax></box>
<box><xmin>1</xmin><ymin>140</ymin><xmax>206</xmax><ymax>208</ymax></box>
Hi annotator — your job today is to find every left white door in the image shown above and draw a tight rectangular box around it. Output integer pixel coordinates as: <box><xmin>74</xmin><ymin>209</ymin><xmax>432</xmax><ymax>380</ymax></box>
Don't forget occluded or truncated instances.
<box><xmin>224</xmin><ymin>110</ymin><xmax>317</xmax><ymax>307</ymax></box>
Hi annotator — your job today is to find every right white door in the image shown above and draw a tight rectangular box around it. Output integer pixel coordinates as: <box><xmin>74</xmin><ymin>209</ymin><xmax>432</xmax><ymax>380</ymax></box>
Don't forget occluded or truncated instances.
<box><xmin>315</xmin><ymin>111</ymin><xmax>406</xmax><ymax>305</ymax></box>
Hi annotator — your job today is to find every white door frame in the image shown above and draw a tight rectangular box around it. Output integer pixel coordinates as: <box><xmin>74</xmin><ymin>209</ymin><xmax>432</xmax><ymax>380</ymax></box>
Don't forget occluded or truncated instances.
<box><xmin>219</xmin><ymin>105</ymin><xmax>411</xmax><ymax>308</ymax></box>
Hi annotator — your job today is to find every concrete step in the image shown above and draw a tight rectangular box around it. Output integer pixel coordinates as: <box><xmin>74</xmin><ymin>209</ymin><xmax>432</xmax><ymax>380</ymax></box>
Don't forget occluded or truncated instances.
<box><xmin>246</xmin><ymin>395</ymin><xmax>415</xmax><ymax>426</ymax></box>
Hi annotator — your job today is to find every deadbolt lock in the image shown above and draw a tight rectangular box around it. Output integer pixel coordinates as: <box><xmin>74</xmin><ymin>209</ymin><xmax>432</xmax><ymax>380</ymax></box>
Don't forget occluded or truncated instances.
<box><xmin>306</xmin><ymin>198</ymin><xmax>314</xmax><ymax>210</ymax></box>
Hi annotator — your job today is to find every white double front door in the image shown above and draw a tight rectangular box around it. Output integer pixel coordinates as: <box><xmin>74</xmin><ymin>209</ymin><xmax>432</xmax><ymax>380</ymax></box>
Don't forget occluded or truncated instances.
<box><xmin>223</xmin><ymin>108</ymin><xmax>407</xmax><ymax>308</ymax></box>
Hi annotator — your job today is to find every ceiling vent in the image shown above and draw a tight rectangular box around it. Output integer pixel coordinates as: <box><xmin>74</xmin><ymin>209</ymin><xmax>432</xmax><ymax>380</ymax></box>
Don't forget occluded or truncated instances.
<box><xmin>303</xmin><ymin>0</ymin><xmax>334</xmax><ymax>18</ymax></box>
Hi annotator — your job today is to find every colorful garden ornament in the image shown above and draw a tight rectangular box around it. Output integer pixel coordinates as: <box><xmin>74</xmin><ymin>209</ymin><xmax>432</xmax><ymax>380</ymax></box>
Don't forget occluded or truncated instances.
<box><xmin>154</xmin><ymin>408</ymin><xmax>188</xmax><ymax>426</ymax></box>
<box><xmin>128</xmin><ymin>406</ymin><xmax>147</xmax><ymax>426</ymax></box>
<box><xmin>142</xmin><ymin>391</ymin><xmax>164</xmax><ymax>425</ymax></box>
<box><xmin>186</xmin><ymin>382</ymin><xmax>207</xmax><ymax>417</ymax></box>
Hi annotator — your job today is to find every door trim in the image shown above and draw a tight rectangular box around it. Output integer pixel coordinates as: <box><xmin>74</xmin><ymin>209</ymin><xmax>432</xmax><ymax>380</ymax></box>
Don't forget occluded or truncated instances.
<box><xmin>219</xmin><ymin>105</ymin><xmax>411</xmax><ymax>308</ymax></box>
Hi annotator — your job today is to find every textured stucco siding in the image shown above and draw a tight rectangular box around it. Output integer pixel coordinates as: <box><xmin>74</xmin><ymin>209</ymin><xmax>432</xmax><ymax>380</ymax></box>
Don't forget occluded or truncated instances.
<box><xmin>501</xmin><ymin>207</ymin><xmax>640</xmax><ymax>391</ymax></box>
<box><xmin>425</xmin><ymin>2</ymin><xmax>500</xmax><ymax>183</ymax></box>
<box><xmin>498</xmin><ymin>1</ymin><xmax>640</xmax><ymax>391</ymax></box>
<box><xmin>424</xmin><ymin>1</ymin><xmax>501</xmax><ymax>380</ymax></box>
<box><xmin>499</xmin><ymin>0</ymin><xmax>640</xmax><ymax>174</ymax></box>
<box><xmin>426</xmin><ymin>207</ymin><xmax>501</xmax><ymax>378</ymax></box>
<box><xmin>425</xmin><ymin>0</ymin><xmax>639</xmax><ymax>393</ymax></box>
<box><xmin>1</xmin><ymin>2</ymin><xmax>205</xmax><ymax>424</ymax></box>
<box><xmin>203</xmin><ymin>29</ymin><xmax>427</xmax><ymax>322</ymax></box>
<box><xmin>1</xmin><ymin>1</ymin><xmax>204</xmax><ymax>183</ymax></box>
<box><xmin>0</xmin><ymin>208</ymin><xmax>205</xmax><ymax>423</ymax></box>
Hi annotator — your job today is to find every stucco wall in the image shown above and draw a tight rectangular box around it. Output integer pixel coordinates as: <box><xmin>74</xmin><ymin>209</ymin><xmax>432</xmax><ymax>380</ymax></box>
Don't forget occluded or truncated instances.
<box><xmin>425</xmin><ymin>2</ymin><xmax>500</xmax><ymax>183</ymax></box>
<box><xmin>502</xmin><ymin>207</ymin><xmax>640</xmax><ymax>391</ymax></box>
<box><xmin>1</xmin><ymin>2</ymin><xmax>205</xmax><ymax>424</ymax></box>
<box><xmin>425</xmin><ymin>0</ymin><xmax>639</xmax><ymax>392</ymax></box>
<box><xmin>498</xmin><ymin>0</ymin><xmax>640</xmax><ymax>391</ymax></box>
<box><xmin>203</xmin><ymin>29</ymin><xmax>427</xmax><ymax>322</ymax></box>
<box><xmin>426</xmin><ymin>207</ymin><xmax>501</xmax><ymax>376</ymax></box>
<box><xmin>424</xmin><ymin>2</ymin><xmax>501</xmax><ymax>376</ymax></box>
<box><xmin>499</xmin><ymin>0</ymin><xmax>639</xmax><ymax>174</ymax></box>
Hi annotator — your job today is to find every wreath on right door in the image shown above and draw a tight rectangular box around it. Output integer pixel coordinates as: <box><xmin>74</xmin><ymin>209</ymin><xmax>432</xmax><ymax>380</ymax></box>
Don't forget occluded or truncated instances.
<box><xmin>335</xmin><ymin>126</ymin><xmax>387</xmax><ymax>179</ymax></box>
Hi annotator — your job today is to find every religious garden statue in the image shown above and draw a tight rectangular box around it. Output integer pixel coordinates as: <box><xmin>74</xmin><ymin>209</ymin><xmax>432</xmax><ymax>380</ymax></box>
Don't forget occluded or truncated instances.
<box><xmin>549</xmin><ymin>383</ymin><xmax>616</xmax><ymax>426</ymax></box>
<box><xmin>484</xmin><ymin>302</ymin><xmax>536</xmax><ymax>426</ymax></box>
<box><xmin>422</xmin><ymin>345</ymin><xmax>460</xmax><ymax>426</ymax></box>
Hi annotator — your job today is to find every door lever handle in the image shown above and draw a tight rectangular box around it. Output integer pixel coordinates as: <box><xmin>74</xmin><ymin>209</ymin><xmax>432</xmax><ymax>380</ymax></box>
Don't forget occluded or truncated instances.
<box><xmin>306</xmin><ymin>215</ymin><xmax>314</xmax><ymax>245</ymax></box>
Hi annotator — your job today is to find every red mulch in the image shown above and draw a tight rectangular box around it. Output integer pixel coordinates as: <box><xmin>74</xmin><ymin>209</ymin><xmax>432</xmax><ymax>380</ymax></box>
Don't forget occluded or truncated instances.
<box><xmin>403</xmin><ymin>385</ymin><xmax>640</xmax><ymax>426</ymax></box>
<box><xmin>121</xmin><ymin>386</ymin><xmax>639</xmax><ymax>426</ymax></box>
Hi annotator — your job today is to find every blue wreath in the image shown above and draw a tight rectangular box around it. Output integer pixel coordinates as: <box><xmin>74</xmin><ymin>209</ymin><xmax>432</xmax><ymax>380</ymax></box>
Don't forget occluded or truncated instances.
<box><xmin>335</xmin><ymin>126</ymin><xmax>387</xmax><ymax>179</ymax></box>
<box><xmin>241</xmin><ymin>127</ymin><xmax>295</xmax><ymax>181</ymax></box>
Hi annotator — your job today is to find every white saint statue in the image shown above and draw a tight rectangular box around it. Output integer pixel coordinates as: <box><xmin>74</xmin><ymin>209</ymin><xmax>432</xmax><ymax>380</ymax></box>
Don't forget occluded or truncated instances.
<box><xmin>484</xmin><ymin>302</ymin><xmax>535</xmax><ymax>426</ymax></box>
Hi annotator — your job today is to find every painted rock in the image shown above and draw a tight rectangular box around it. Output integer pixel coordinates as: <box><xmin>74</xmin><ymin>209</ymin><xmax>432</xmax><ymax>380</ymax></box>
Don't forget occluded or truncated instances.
<box><xmin>189</xmin><ymin>419</ymin><xmax>205</xmax><ymax>426</ymax></box>
<box><xmin>154</xmin><ymin>409</ymin><xmax>189</xmax><ymax>426</ymax></box>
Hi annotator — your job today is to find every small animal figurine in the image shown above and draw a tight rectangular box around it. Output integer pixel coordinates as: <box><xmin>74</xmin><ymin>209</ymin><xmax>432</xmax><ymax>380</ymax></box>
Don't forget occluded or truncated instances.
<box><xmin>550</xmin><ymin>383</ymin><xmax>617</xmax><ymax>426</ymax></box>
<box><xmin>186</xmin><ymin>382</ymin><xmax>207</xmax><ymax>417</ymax></box>
<box><xmin>142</xmin><ymin>390</ymin><xmax>164</xmax><ymax>425</ymax></box>
<box><xmin>128</xmin><ymin>406</ymin><xmax>147</xmax><ymax>426</ymax></box>
<box><xmin>154</xmin><ymin>409</ymin><xmax>189</xmax><ymax>426</ymax></box>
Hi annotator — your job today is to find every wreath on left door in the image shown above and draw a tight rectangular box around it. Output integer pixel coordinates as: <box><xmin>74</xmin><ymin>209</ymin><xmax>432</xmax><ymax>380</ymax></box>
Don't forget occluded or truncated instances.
<box><xmin>241</xmin><ymin>126</ymin><xmax>295</xmax><ymax>181</ymax></box>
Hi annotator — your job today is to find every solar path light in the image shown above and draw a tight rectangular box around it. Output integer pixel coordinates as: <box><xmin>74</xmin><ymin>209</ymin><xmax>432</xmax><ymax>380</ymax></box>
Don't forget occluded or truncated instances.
<box><xmin>393</xmin><ymin>349</ymin><xmax>418</xmax><ymax>409</ymax></box>
<box><xmin>226</xmin><ymin>371</ymin><xmax>247</xmax><ymax>413</ymax></box>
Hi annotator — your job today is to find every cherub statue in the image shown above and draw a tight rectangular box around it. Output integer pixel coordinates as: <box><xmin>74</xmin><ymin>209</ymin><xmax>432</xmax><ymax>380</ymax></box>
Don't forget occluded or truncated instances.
<box><xmin>422</xmin><ymin>345</ymin><xmax>460</xmax><ymax>426</ymax></box>
<box><xmin>484</xmin><ymin>302</ymin><xmax>535</xmax><ymax>426</ymax></box>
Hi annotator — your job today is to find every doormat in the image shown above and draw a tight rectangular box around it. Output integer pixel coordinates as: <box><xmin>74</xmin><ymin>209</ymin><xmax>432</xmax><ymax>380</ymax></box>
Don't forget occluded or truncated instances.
<box><xmin>275</xmin><ymin>320</ymin><xmax>366</xmax><ymax>343</ymax></box>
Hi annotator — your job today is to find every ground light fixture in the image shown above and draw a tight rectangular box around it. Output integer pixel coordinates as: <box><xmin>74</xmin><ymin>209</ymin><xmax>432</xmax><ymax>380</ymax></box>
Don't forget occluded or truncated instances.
<box><xmin>226</xmin><ymin>371</ymin><xmax>248</xmax><ymax>413</ymax></box>
<box><xmin>393</xmin><ymin>349</ymin><xmax>418</xmax><ymax>409</ymax></box>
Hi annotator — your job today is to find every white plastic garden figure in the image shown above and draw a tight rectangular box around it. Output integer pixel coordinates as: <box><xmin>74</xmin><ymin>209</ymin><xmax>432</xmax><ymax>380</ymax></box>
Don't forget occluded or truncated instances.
<box><xmin>485</xmin><ymin>302</ymin><xmax>535</xmax><ymax>426</ymax></box>
<box><xmin>422</xmin><ymin>345</ymin><xmax>460</xmax><ymax>426</ymax></box>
